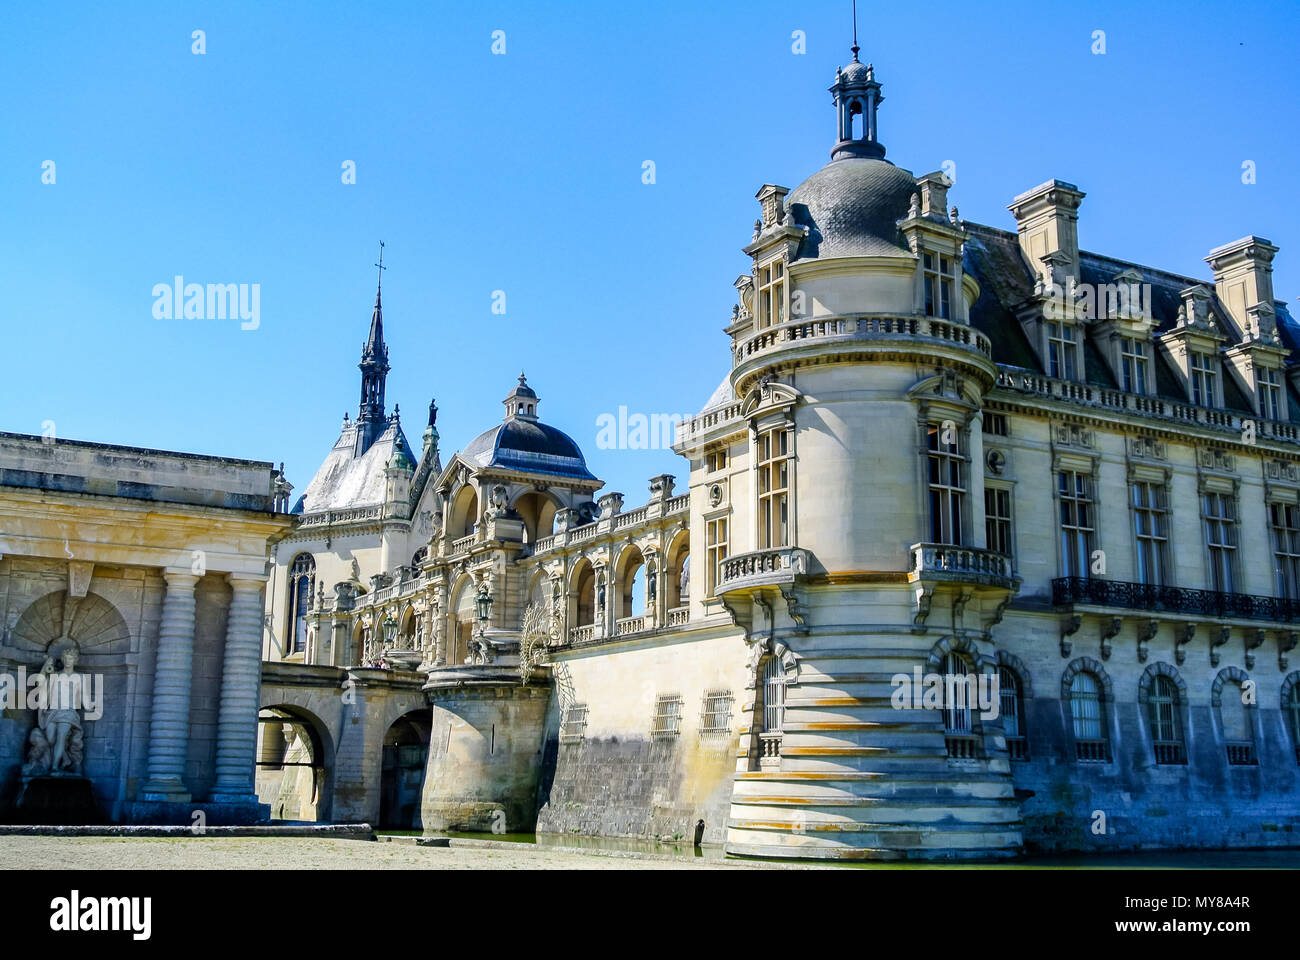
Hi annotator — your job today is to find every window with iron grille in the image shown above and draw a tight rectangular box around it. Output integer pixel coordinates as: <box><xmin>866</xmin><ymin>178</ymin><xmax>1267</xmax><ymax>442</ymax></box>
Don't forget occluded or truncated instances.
<box><xmin>1271</xmin><ymin>502</ymin><xmax>1300</xmax><ymax>599</ymax></box>
<box><xmin>1203</xmin><ymin>492</ymin><xmax>1238</xmax><ymax>593</ymax></box>
<box><xmin>1131</xmin><ymin>481</ymin><xmax>1169</xmax><ymax>586</ymax></box>
<box><xmin>999</xmin><ymin>666</ymin><xmax>1027</xmax><ymax>760</ymax></box>
<box><xmin>761</xmin><ymin>658</ymin><xmax>786</xmax><ymax>733</ymax></box>
<box><xmin>651</xmin><ymin>695</ymin><xmax>684</xmax><ymax>740</ymax></box>
<box><xmin>1148</xmin><ymin>676</ymin><xmax>1186</xmax><ymax>764</ymax></box>
<box><xmin>559</xmin><ymin>703</ymin><xmax>588</xmax><ymax>743</ymax></box>
<box><xmin>699</xmin><ymin>690</ymin><xmax>733</xmax><ymax>737</ymax></box>
<box><xmin>1220</xmin><ymin>684</ymin><xmax>1255</xmax><ymax>765</ymax></box>
<box><xmin>1070</xmin><ymin>672</ymin><xmax>1108</xmax><ymax>762</ymax></box>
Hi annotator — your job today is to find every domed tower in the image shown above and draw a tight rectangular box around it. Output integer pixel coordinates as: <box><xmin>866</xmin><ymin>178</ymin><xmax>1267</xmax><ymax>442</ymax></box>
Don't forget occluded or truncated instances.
<box><xmin>690</xmin><ymin>48</ymin><xmax>1024</xmax><ymax>860</ymax></box>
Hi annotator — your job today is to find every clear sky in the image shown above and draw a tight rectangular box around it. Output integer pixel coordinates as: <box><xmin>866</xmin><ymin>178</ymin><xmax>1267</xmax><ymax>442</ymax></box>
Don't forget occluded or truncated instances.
<box><xmin>3</xmin><ymin>0</ymin><xmax>1298</xmax><ymax>505</ymax></box>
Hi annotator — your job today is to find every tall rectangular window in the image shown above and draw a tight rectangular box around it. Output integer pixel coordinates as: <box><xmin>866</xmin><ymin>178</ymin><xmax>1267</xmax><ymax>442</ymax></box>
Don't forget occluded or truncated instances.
<box><xmin>1046</xmin><ymin>322</ymin><xmax>1078</xmax><ymax>380</ymax></box>
<box><xmin>985</xmin><ymin>487</ymin><xmax>1012</xmax><ymax>556</ymax></box>
<box><xmin>757</xmin><ymin>428</ymin><xmax>791</xmax><ymax>548</ymax></box>
<box><xmin>1204</xmin><ymin>491</ymin><xmax>1237</xmax><ymax>592</ymax></box>
<box><xmin>1059</xmin><ymin>470</ymin><xmax>1095</xmax><ymax>578</ymax></box>
<box><xmin>1120</xmin><ymin>337</ymin><xmax>1148</xmax><ymax>394</ymax></box>
<box><xmin>706</xmin><ymin>517</ymin><xmax>728</xmax><ymax>597</ymax></box>
<box><xmin>1272</xmin><ymin>502</ymin><xmax>1300</xmax><ymax>599</ymax></box>
<box><xmin>926</xmin><ymin>424</ymin><xmax>965</xmax><ymax>545</ymax></box>
<box><xmin>923</xmin><ymin>252</ymin><xmax>954</xmax><ymax>320</ymax></box>
<box><xmin>1190</xmin><ymin>351</ymin><xmax>1217</xmax><ymax>407</ymax></box>
<box><xmin>1259</xmin><ymin>366</ymin><xmax>1282</xmax><ymax>421</ymax></box>
<box><xmin>758</xmin><ymin>260</ymin><xmax>785</xmax><ymax>329</ymax></box>
<box><xmin>1131</xmin><ymin>481</ymin><xmax>1169</xmax><ymax>586</ymax></box>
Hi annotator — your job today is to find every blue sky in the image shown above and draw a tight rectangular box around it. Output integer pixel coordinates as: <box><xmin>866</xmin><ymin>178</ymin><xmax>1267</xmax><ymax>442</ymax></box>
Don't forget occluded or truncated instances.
<box><xmin>3</xmin><ymin>0</ymin><xmax>1298</xmax><ymax>504</ymax></box>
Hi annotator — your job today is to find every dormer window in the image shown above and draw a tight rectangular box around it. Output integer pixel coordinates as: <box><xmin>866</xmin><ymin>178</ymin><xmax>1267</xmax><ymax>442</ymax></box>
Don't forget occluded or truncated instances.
<box><xmin>1259</xmin><ymin>366</ymin><xmax>1283</xmax><ymax>420</ymax></box>
<box><xmin>758</xmin><ymin>260</ymin><xmax>786</xmax><ymax>329</ymax></box>
<box><xmin>923</xmin><ymin>252</ymin><xmax>954</xmax><ymax>320</ymax></box>
<box><xmin>1120</xmin><ymin>337</ymin><xmax>1148</xmax><ymax>394</ymax></box>
<box><xmin>1189</xmin><ymin>351</ymin><xmax>1218</xmax><ymax>407</ymax></box>
<box><xmin>1046</xmin><ymin>321</ymin><xmax>1079</xmax><ymax>380</ymax></box>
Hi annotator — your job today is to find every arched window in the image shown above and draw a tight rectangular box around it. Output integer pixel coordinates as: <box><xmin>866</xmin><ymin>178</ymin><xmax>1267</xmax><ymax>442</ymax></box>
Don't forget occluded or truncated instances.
<box><xmin>1070</xmin><ymin>672</ymin><xmax>1108</xmax><ymax>762</ymax></box>
<box><xmin>287</xmin><ymin>553</ymin><xmax>315</xmax><ymax>656</ymax></box>
<box><xmin>1148</xmin><ymin>675</ymin><xmax>1186</xmax><ymax>764</ymax></box>
<box><xmin>999</xmin><ymin>666</ymin><xmax>1027</xmax><ymax>760</ymax></box>
<box><xmin>1286</xmin><ymin>684</ymin><xmax>1300</xmax><ymax>765</ymax></box>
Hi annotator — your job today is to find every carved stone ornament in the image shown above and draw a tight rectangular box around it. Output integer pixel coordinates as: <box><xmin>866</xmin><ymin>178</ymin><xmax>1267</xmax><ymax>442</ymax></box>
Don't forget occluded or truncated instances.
<box><xmin>1060</xmin><ymin>614</ymin><xmax>1082</xmax><ymax>658</ymax></box>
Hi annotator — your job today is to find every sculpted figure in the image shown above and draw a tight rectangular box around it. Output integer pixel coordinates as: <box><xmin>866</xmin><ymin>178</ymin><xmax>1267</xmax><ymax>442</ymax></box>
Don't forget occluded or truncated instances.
<box><xmin>24</xmin><ymin>650</ymin><xmax>86</xmax><ymax>777</ymax></box>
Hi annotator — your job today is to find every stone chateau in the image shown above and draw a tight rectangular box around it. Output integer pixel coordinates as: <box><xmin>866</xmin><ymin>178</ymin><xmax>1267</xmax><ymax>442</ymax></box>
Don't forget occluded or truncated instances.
<box><xmin>2</xmin><ymin>45</ymin><xmax>1299</xmax><ymax>859</ymax></box>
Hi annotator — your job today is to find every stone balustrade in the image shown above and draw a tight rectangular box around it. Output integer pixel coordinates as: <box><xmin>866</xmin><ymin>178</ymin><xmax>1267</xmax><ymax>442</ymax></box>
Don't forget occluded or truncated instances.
<box><xmin>908</xmin><ymin>542</ymin><xmax>1015</xmax><ymax>587</ymax></box>
<box><xmin>717</xmin><ymin>547</ymin><xmax>811</xmax><ymax>594</ymax></box>
<box><xmin>614</xmin><ymin>614</ymin><xmax>646</xmax><ymax>636</ymax></box>
<box><xmin>994</xmin><ymin>369</ymin><xmax>1300</xmax><ymax>444</ymax></box>
<box><xmin>732</xmin><ymin>313</ymin><xmax>994</xmax><ymax>371</ymax></box>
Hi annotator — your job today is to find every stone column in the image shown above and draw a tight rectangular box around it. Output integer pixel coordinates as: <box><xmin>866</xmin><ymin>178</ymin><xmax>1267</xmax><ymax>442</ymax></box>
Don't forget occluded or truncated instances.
<box><xmin>211</xmin><ymin>574</ymin><xmax>266</xmax><ymax>801</ymax></box>
<box><xmin>140</xmin><ymin>570</ymin><xmax>199</xmax><ymax>800</ymax></box>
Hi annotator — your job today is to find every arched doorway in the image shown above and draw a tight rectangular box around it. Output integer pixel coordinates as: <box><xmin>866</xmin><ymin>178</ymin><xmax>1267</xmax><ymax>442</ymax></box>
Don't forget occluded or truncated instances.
<box><xmin>380</xmin><ymin>712</ymin><xmax>430</xmax><ymax>829</ymax></box>
<box><xmin>256</xmin><ymin>706</ymin><xmax>332</xmax><ymax>822</ymax></box>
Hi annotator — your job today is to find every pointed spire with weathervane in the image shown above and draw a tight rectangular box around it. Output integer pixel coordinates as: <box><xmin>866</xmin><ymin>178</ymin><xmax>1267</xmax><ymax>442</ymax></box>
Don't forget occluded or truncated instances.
<box><xmin>357</xmin><ymin>242</ymin><xmax>392</xmax><ymax>451</ymax></box>
<box><xmin>829</xmin><ymin>0</ymin><xmax>886</xmax><ymax>162</ymax></box>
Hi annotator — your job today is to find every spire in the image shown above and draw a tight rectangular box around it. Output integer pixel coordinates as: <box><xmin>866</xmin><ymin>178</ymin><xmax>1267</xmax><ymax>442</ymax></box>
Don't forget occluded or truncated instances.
<box><xmin>357</xmin><ymin>243</ymin><xmax>391</xmax><ymax>450</ymax></box>
<box><xmin>828</xmin><ymin>18</ymin><xmax>885</xmax><ymax>162</ymax></box>
<box><xmin>850</xmin><ymin>0</ymin><xmax>860</xmax><ymax>62</ymax></box>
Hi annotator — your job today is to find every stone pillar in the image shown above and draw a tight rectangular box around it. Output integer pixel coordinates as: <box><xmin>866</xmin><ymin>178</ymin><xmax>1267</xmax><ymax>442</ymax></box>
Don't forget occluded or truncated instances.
<box><xmin>211</xmin><ymin>574</ymin><xmax>266</xmax><ymax>801</ymax></box>
<box><xmin>140</xmin><ymin>570</ymin><xmax>199</xmax><ymax>800</ymax></box>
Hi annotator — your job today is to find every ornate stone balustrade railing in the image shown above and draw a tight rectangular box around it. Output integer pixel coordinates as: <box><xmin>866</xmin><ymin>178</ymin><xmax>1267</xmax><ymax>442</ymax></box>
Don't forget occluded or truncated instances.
<box><xmin>297</xmin><ymin>505</ymin><xmax>383</xmax><ymax>528</ymax></box>
<box><xmin>717</xmin><ymin>547</ymin><xmax>811</xmax><ymax>593</ymax></box>
<box><xmin>449</xmin><ymin>533</ymin><xmax>475</xmax><ymax>555</ymax></box>
<box><xmin>568</xmin><ymin>624</ymin><xmax>597</xmax><ymax>644</ymax></box>
<box><xmin>994</xmin><ymin>369</ymin><xmax>1300</xmax><ymax>443</ymax></box>
<box><xmin>614</xmin><ymin>615</ymin><xmax>646</xmax><ymax>636</ymax></box>
<box><xmin>666</xmin><ymin>606</ymin><xmax>689</xmax><ymax>626</ymax></box>
<box><xmin>908</xmin><ymin>543</ymin><xmax>1016</xmax><ymax>589</ymax></box>
<box><xmin>732</xmin><ymin>314</ymin><xmax>993</xmax><ymax>370</ymax></box>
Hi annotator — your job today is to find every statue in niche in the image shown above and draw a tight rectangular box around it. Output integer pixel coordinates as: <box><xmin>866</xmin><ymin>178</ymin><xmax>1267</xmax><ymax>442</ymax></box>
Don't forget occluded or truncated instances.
<box><xmin>23</xmin><ymin>648</ymin><xmax>86</xmax><ymax>778</ymax></box>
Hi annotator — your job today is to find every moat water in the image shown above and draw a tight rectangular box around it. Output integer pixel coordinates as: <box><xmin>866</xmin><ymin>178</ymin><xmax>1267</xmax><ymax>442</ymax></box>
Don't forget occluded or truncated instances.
<box><xmin>375</xmin><ymin>830</ymin><xmax>1300</xmax><ymax>867</ymax></box>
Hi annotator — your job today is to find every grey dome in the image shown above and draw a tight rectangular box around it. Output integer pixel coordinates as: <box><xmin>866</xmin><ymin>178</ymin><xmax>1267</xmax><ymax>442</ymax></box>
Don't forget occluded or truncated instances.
<box><xmin>462</xmin><ymin>418</ymin><xmax>596</xmax><ymax>481</ymax></box>
<box><xmin>785</xmin><ymin>157</ymin><xmax>916</xmax><ymax>261</ymax></box>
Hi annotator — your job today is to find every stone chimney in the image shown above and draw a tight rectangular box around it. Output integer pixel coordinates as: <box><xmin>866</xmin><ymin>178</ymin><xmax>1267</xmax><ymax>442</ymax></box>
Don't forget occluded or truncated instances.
<box><xmin>916</xmin><ymin>172</ymin><xmax>951</xmax><ymax>219</ymax></box>
<box><xmin>1205</xmin><ymin>236</ymin><xmax>1279</xmax><ymax>340</ymax></box>
<box><xmin>755</xmin><ymin>184</ymin><xmax>791</xmax><ymax>229</ymax></box>
<box><xmin>1008</xmin><ymin>179</ymin><xmax>1086</xmax><ymax>284</ymax></box>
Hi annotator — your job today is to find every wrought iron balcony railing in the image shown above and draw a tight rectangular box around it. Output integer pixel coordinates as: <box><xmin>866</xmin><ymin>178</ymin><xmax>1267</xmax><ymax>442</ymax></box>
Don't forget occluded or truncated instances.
<box><xmin>1052</xmin><ymin>576</ymin><xmax>1300</xmax><ymax>624</ymax></box>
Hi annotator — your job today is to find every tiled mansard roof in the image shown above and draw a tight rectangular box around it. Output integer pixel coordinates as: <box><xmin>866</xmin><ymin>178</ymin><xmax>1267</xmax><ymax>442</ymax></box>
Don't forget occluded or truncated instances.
<box><xmin>962</xmin><ymin>221</ymin><xmax>1300</xmax><ymax>421</ymax></box>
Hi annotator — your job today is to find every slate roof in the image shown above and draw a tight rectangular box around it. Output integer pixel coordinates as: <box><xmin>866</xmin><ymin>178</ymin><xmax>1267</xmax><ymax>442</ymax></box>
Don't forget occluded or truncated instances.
<box><xmin>293</xmin><ymin>416</ymin><xmax>416</xmax><ymax>515</ymax></box>
<box><xmin>785</xmin><ymin>157</ymin><xmax>917</xmax><ymax>261</ymax></box>
<box><xmin>462</xmin><ymin>417</ymin><xmax>596</xmax><ymax>481</ymax></box>
<box><xmin>962</xmin><ymin>222</ymin><xmax>1300</xmax><ymax>422</ymax></box>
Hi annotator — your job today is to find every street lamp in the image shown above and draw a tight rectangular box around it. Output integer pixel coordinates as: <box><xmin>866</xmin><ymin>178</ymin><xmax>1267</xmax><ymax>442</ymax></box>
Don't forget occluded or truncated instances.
<box><xmin>475</xmin><ymin>584</ymin><xmax>494</xmax><ymax>629</ymax></box>
<box><xmin>382</xmin><ymin>612</ymin><xmax>397</xmax><ymax>647</ymax></box>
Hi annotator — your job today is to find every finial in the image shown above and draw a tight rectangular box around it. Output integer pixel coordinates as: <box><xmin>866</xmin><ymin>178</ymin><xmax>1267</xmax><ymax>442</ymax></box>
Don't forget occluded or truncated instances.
<box><xmin>518</xmin><ymin>371</ymin><xmax>527</xmax><ymax>386</ymax></box>
<box><xmin>949</xmin><ymin>205</ymin><xmax>960</xmax><ymax>225</ymax></box>
<box><xmin>850</xmin><ymin>0</ymin><xmax>860</xmax><ymax>61</ymax></box>
<box><xmin>394</xmin><ymin>403</ymin><xmax>400</xmax><ymax>417</ymax></box>
<box><xmin>375</xmin><ymin>241</ymin><xmax>386</xmax><ymax>285</ymax></box>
